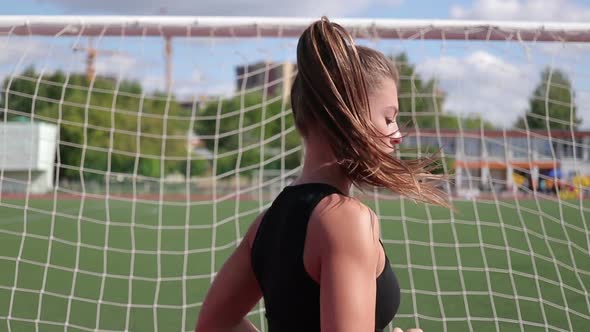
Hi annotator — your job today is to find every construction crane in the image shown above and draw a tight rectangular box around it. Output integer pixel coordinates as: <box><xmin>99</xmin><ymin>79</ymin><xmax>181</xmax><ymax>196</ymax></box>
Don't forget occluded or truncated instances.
<box><xmin>73</xmin><ymin>36</ymin><xmax>173</xmax><ymax>91</ymax></box>
<box><xmin>160</xmin><ymin>6</ymin><xmax>174</xmax><ymax>92</ymax></box>
<box><xmin>165</xmin><ymin>36</ymin><xmax>173</xmax><ymax>92</ymax></box>
<box><xmin>72</xmin><ymin>38</ymin><xmax>127</xmax><ymax>81</ymax></box>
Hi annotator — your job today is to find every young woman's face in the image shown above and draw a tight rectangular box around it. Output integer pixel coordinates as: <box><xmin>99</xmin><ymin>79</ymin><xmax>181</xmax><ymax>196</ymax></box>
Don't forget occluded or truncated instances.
<box><xmin>369</xmin><ymin>78</ymin><xmax>401</xmax><ymax>154</ymax></box>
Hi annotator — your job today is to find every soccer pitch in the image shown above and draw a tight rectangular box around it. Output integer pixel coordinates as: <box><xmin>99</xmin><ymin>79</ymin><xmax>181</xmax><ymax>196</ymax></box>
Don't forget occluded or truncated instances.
<box><xmin>1</xmin><ymin>196</ymin><xmax>589</xmax><ymax>332</ymax></box>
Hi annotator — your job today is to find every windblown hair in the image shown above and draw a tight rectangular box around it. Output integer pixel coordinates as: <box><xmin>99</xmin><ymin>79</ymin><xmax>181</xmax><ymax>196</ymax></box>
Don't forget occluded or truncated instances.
<box><xmin>291</xmin><ymin>17</ymin><xmax>449</xmax><ymax>207</ymax></box>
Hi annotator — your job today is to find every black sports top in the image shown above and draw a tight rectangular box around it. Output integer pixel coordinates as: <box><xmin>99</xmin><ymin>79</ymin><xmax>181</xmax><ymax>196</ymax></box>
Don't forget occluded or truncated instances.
<box><xmin>251</xmin><ymin>183</ymin><xmax>400</xmax><ymax>331</ymax></box>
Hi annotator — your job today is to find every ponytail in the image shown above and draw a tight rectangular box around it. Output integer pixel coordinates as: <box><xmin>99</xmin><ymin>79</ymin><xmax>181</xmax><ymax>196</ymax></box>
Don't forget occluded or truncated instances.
<box><xmin>291</xmin><ymin>17</ymin><xmax>449</xmax><ymax>208</ymax></box>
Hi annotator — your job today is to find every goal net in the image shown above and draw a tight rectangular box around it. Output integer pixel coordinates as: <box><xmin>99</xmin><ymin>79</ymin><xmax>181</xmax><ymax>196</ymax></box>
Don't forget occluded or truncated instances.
<box><xmin>0</xmin><ymin>16</ymin><xmax>589</xmax><ymax>332</ymax></box>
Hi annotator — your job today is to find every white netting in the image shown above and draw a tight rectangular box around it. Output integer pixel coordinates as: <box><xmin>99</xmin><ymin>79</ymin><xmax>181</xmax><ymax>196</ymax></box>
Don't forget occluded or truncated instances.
<box><xmin>0</xmin><ymin>17</ymin><xmax>589</xmax><ymax>332</ymax></box>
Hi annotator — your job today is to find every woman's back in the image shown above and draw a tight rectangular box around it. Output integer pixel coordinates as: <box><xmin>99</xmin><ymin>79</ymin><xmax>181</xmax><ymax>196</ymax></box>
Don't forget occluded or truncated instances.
<box><xmin>251</xmin><ymin>183</ymin><xmax>400</xmax><ymax>331</ymax></box>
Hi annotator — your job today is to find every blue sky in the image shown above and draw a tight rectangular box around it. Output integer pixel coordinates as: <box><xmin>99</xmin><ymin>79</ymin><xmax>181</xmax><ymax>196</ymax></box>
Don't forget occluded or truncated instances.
<box><xmin>1</xmin><ymin>0</ymin><xmax>590</xmax><ymax>128</ymax></box>
<box><xmin>2</xmin><ymin>0</ymin><xmax>470</xmax><ymax>17</ymax></box>
<box><xmin>3</xmin><ymin>0</ymin><xmax>590</xmax><ymax>20</ymax></box>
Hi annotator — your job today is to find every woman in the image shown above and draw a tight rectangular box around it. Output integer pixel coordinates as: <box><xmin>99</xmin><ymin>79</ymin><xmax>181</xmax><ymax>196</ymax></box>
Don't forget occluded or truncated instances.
<box><xmin>195</xmin><ymin>17</ymin><xmax>448</xmax><ymax>332</ymax></box>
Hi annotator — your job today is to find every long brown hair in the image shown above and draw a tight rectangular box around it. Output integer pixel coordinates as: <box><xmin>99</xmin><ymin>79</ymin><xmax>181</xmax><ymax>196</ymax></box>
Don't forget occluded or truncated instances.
<box><xmin>291</xmin><ymin>17</ymin><xmax>449</xmax><ymax>207</ymax></box>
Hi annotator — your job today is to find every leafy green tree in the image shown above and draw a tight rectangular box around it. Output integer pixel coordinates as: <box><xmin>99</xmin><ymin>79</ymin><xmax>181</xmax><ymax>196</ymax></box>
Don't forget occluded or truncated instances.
<box><xmin>394</xmin><ymin>53</ymin><xmax>445</xmax><ymax>128</ymax></box>
<box><xmin>438</xmin><ymin>113</ymin><xmax>495</xmax><ymax>130</ymax></box>
<box><xmin>196</xmin><ymin>92</ymin><xmax>301</xmax><ymax>176</ymax></box>
<box><xmin>515</xmin><ymin>67</ymin><xmax>580</xmax><ymax>131</ymax></box>
<box><xmin>0</xmin><ymin>67</ymin><xmax>204</xmax><ymax>180</ymax></box>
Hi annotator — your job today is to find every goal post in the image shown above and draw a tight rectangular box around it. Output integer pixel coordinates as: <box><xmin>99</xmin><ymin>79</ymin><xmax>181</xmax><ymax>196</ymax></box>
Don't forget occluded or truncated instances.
<box><xmin>1</xmin><ymin>16</ymin><xmax>590</xmax><ymax>41</ymax></box>
<box><xmin>0</xmin><ymin>16</ymin><xmax>589</xmax><ymax>332</ymax></box>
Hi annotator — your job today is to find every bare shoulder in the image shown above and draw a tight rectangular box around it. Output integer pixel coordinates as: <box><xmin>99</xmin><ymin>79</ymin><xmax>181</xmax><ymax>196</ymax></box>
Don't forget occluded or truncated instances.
<box><xmin>309</xmin><ymin>194</ymin><xmax>381</xmax><ymax>257</ymax></box>
<box><xmin>309</xmin><ymin>195</ymin><xmax>383</xmax><ymax>331</ymax></box>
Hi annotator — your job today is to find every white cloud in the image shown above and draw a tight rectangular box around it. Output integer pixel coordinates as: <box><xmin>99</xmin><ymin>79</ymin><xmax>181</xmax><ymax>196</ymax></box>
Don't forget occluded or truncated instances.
<box><xmin>0</xmin><ymin>39</ymin><xmax>62</xmax><ymax>66</ymax></box>
<box><xmin>191</xmin><ymin>69</ymin><xmax>203</xmax><ymax>83</ymax></box>
<box><xmin>577</xmin><ymin>89</ymin><xmax>590</xmax><ymax>128</ymax></box>
<box><xmin>417</xmin><ymin>50</ymin><xmax>536</xmax><ymax>127</ymax></box>
<box><xmin>173</xmin><ymin>68</ymin><xmax>235</xmax><ymax>99</ymax></box>
<box><xmin>140</xmin><ymin>68</ymin><xmax>234</xmax><ymax>99</ymax></box>
<box><xmin>450</xmin><ymin>0</ymin><xmax>590</xmax><ymax>21</ymax></box>
<box><xmin>175</xmin><ymin>81</ymin><xmax>235</xmax><ymax>99</ymax></box>
<box><xmin>375</xmin><ymin>0</ymin><xmax>404</xmax><ymax>6</ymax></box>
<box><xmin>95</xmin><ymin>54</ymin><xmax>138</xmax><ymax>77</ymax></box>
<box><xmin>37</xmin><ymin>0</ymin><xmax>398</xmax><ymax>17</ymax></box>
<box><xmin>139</xmin><ymin>74</ymin><xmax>164</xmax><ymax>92</ymax></box>
<box><xmin>0</xmin><ymin>39</ymin><xmax>85</xmax><ymax>79</ymax></box>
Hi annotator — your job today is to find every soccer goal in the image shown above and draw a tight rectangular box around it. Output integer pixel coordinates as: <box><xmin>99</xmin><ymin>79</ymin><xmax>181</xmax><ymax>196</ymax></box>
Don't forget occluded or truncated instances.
<box><xmin>0</xmin><ymin>16</ymin><xmax>589</xmax><ymax>332</ymax></box>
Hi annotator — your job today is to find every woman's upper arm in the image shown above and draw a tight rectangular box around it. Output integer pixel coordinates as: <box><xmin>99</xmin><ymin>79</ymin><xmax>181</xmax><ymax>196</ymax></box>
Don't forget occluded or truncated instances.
<box><xmin>195</xmin><ymin>212</ymin><xmax>265</xmax><ymax>332</ymax></box>
<box><xmin>312</xmin><ymin>197</ymin><xmax>381</xmax><ymax>332</ymax></box>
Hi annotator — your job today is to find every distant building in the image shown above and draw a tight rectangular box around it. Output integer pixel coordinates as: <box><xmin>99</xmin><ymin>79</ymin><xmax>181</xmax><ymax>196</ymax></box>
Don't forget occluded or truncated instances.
<box><xmin>401</xmin><ymin>129</ymin><xmax>590</xmax><ymax>195</ymax></box>
<box><xmin>0</xmin><ymin>122</ymin><xmax>58</xmax><ymax>193</ymax></box>
<box><xmin>235</xmin><ymin>61</ymin><xmax>296</xmax><ymax>97</ymax></box>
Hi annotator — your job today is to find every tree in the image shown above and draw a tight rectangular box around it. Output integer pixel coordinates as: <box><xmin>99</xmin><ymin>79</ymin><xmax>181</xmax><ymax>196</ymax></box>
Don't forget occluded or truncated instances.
<box><xmin>515</xmin><ymin>67</ymin><xmax>580</xmax><ymax>131</ymax></box>
<box><xmin>0</xmin><ymin>67</ymin><xmax>203</xmax><ymax>181</ymax></box>
<box><xmin>438</xmin><ymin>113</ymin><xmax>495</xmax><ymax>130</ymax></box>
<box><xmin>196</xmin><ymin>92</ymin><xmax>301</xmax><ymax>176</ymax></box>
<box><xmin>194</xmin><ymin>53</ymin><xmax>498</xmax><ymax>178</ymax></box>
<box><xmin>393</xmin><ymin>53</ymin><xmax>445</xmax><ymax>129</ymax></box>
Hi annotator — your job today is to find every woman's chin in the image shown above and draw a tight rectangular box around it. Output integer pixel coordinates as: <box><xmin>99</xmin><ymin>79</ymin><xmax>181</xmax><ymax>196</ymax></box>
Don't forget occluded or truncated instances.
<box><xmin>381</xmin><ymin>147</ymin><xmax>395</xmax><ymax>154</ymax></box>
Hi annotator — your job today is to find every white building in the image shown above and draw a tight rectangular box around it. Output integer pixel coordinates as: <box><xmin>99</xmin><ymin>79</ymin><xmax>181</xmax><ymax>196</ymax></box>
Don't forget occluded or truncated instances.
<box><xmin>0</xmin><ymin>122</ymin><xmax>58</xmax><ymax>193</ymax></box>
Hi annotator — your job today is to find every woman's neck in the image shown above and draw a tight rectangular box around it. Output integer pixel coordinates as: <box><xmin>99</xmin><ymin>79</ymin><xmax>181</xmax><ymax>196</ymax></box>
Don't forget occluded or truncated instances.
<box><xmin>292</xmin><ymin>139</ymin><xmax>352</xmax><ymax>195</ymax></box>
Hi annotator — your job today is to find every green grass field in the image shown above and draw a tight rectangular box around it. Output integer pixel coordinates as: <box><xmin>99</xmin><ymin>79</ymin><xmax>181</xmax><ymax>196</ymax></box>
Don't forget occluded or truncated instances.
<box><xmin>0</xmin><ymin>196</ymin><xmax>589</xmax><ymax>332</ymax></box>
